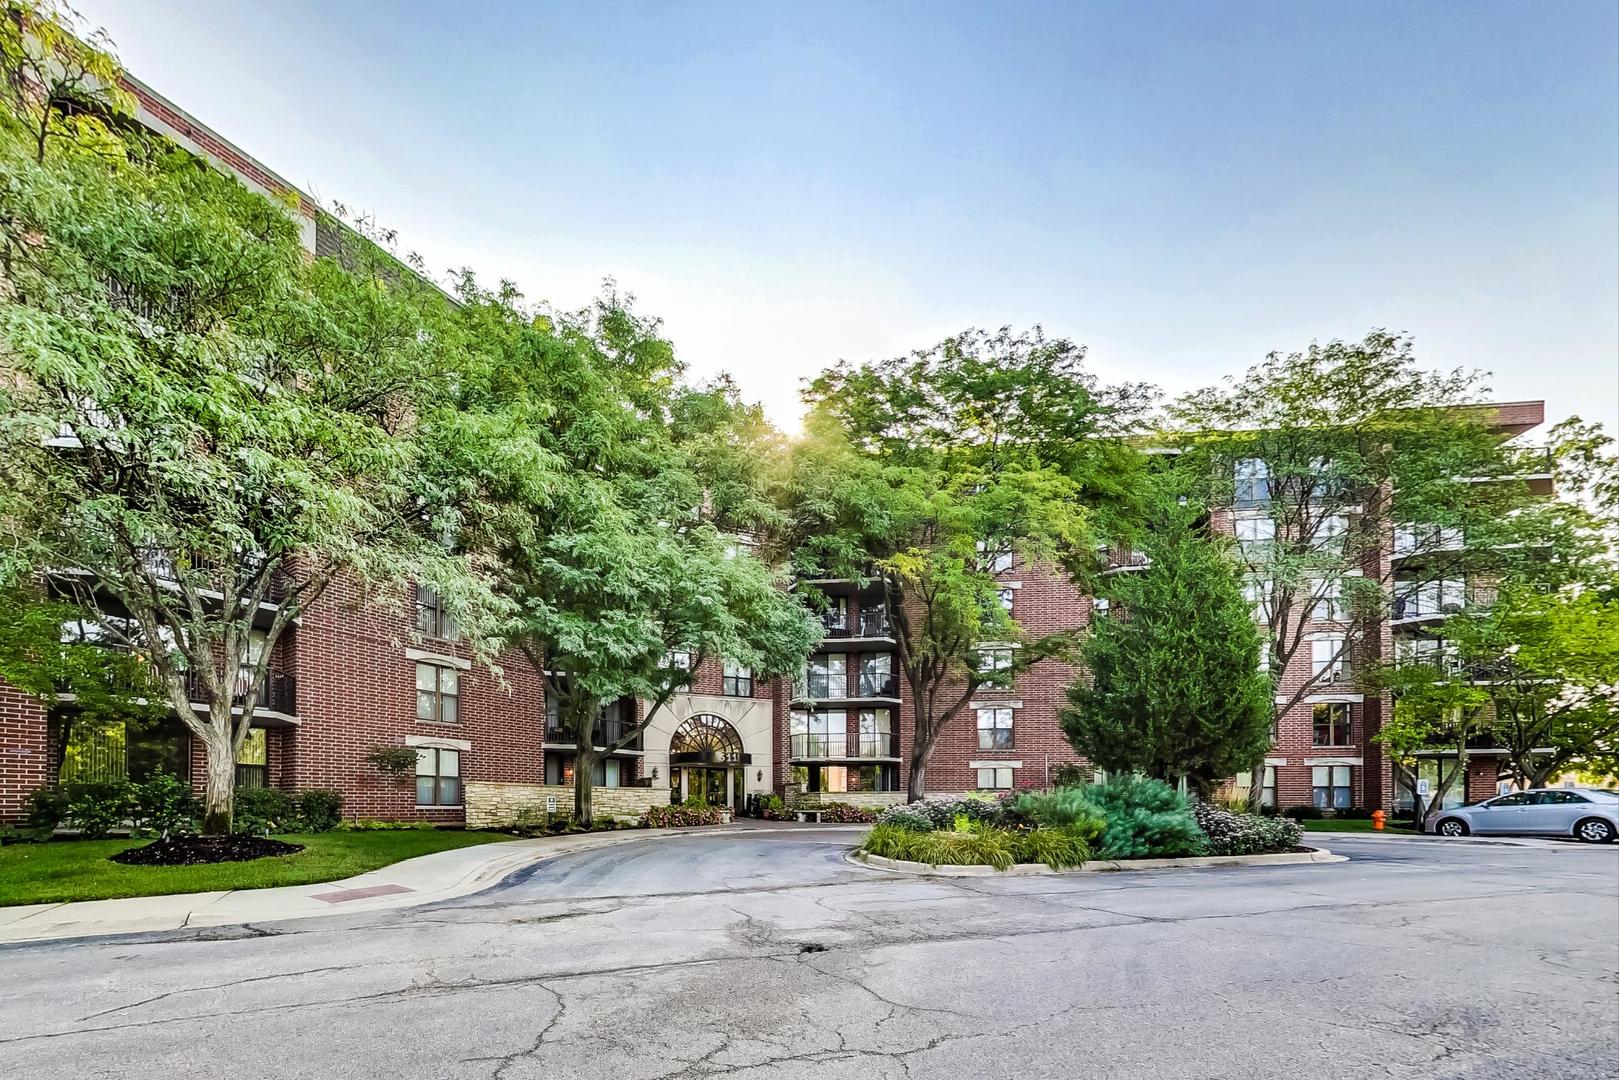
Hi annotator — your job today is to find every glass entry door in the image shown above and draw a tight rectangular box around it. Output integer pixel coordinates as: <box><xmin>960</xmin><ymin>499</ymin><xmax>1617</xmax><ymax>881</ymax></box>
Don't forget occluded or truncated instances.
<box><xmin>682</xmin><ymin>767</ymin><xmax>736</xmax><ymax>808</ymax></box>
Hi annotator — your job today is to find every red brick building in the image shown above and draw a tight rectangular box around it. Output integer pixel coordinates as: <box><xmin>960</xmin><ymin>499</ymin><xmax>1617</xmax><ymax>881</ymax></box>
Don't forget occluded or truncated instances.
<box><xmin>0</xmin><ymin>72</ymin><xmax>1559</xmax><ymax>826</ymax></box>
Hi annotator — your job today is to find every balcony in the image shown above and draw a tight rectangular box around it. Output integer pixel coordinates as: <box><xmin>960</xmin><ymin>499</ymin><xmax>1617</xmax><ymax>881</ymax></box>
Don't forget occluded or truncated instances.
<box><xmin>543</xmin><ymin>718</ymin><xmax>642</xmax><ymax>752</ymax></box>
<box><xmin>184</xmin><ymin>668</ymin><xmax>297</xmax><ymax>717</ymax></box>
<box><xmin>1454</xmin><ymin>446</ymin><xmax>1554</xmax><ymax>494</ymax></box>
<box><xmin>139</xmin><ymin>548</ymin><xmax>291</xmax><ymax>606</ymax></box>
<box><xmin>795</xmin><ymin>672</ymin><xmax>901</xmax><ymax>703</ymax></box>
<box><xmin>818</xmin><ymin>609</ymin><xmax>894</xmax><ymax>641</ymax></box>
<box><xmin>790</xmin><ymin>732</ymin><xmax>899</xmax><ymax>761</ymax></box>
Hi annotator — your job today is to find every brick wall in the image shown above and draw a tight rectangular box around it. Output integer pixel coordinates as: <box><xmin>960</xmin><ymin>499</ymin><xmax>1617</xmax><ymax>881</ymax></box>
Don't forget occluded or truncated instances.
<box><xmin>0</xmin><ymin>685</ymin><xmax>49</xmax><ymax>821</ymax></box>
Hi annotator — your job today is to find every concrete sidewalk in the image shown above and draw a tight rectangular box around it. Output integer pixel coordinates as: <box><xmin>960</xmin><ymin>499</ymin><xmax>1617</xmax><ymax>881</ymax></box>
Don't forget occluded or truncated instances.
<box><xmin>0</xmin><ymin>824</ymin><xmax>867</xmax><ymax>946</ymax></box>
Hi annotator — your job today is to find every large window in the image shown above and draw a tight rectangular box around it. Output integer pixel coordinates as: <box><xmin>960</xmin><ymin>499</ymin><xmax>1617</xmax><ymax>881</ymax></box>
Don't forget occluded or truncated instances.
<box><xmin>414</xmin><ymin>585</ymin><xmax>457</xmax><ymax>640</ymax></box>
<box><xmin>1312</xmin><ymin>703</ymin><xmax>1351</xmax><ymax>746</ymax></box>
<box><xmin>976</xmin><ymin>766</ymin><xmax>1014</xmax><ymax>790</ymax></box>
<box><xmin>794</xmin><ymin>763</ymin><xmax>898</xmax><ymax>793</ymax></box>
<box><xmin>1312</xmin><ymin>765</ymin><xmax>1351</xmax><ymax>810</ymax></box>
<box><xmin>416</xmin><ymin>663</ymin><xmax>460</xmax><ymax>724</ymax></box>
<box><xmin>822</xmin><ymin>596</ymin><xmax>848</xmax><ymax>635</ymax></box>
<box><xmin>790</xmin><ymin>709</ymin><xmax>848</xmax><ymax>758</ymax></box>
<box><xmin>975</xmin><ymin>646</ymin><xmax>1013</xmax><ymax>674</ymax></box>
<box><xmin>858</xmin><ymin>653</ymin><xmax>894</xmax><ymax>697</ymax></box>
<box><xmin>416</xmin><ymin>746</ymin><xmax>461</xmax><ymax>806</ymax></box>
<box><xmin>1243</xmin><ymin>579</ymin><xmax>1271</xmax><ymax>622</ymax></box>
<box><xmin>856</xmin><ymin>710</ymin><xmax>893</xmax><ymax>757</ymax></box>
<box><xmin>236</xmin><ymin>727</ymin><xmax>267</xmax><ymax>789</ymax></box>
<box><xmin>805</xmin><ymin>653</ymin><xmax>847</xmax><ymax>699</ymax></box>
<box><xmin>1312</xmin><ymin>579</ymin><xmax>1347</xmax><ymax>623</ymax></box>
<box><xmin>57</xmin><ymin>716</ymin><xmax>190</xmax><ymax>784</ymax></box>
<box><xmin>1235</xmin><ymin>515</ymin><xmax>1275</xmax><ymax>552</ymax></box>
<box><xmin>977</xmin><ymin>707</ymin><xmax>1014</xmax><ymax>750</ymax></box>
<box><xmin>1260</xmin><ymin>766</ymin><xmax>1277</xmax><ymax>809</ymax></box>
<box><xmin>977</xmin><ymin>540</ymin><xmax>1013</xmax><ymax>574</ymax></box>
<box><xmin>545</xmin><ymin>754</ymin><xmax>621</xmax><ymax>787</ymax></box>
<box><xmin>1311</xmin><ymin>637</ymin><xmax>1349</xmax><ymax>682</ymax></box>
<box><xmin>1234</xmin><ymin>458</ymin><xmax>1271</xmax><ymax>508</ymax></box>
<box><xmin>722</xmin><ymin>660</ymin><xmax>753</xmax><ymax>696</ymax></box>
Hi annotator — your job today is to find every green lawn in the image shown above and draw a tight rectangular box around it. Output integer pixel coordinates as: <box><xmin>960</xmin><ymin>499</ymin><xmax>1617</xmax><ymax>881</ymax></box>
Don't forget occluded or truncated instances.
<box><xmin>0</xmin><ymin>830</ymin><xmax>513</xmax><ymax>907</ymax></box>
<box><xmin>1300</xmin><ymin>818</ymin><xmax>1417</xmax><ymax>834</ymax></box>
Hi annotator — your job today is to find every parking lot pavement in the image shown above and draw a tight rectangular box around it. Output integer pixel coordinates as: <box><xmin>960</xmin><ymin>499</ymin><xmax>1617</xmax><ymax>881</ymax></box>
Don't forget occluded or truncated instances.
<box><xmin>0</xmin><ymin>830</ymin><xmax>1614</xmax><ymax>1080</ymax></box>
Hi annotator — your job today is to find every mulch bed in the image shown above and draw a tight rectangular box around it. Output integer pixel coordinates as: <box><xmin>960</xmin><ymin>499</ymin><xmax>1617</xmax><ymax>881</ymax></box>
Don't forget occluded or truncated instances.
<box><xmin>109</xmin><ymin>835</ymin><xmax>305</xmax><ymax>866</ymax></box>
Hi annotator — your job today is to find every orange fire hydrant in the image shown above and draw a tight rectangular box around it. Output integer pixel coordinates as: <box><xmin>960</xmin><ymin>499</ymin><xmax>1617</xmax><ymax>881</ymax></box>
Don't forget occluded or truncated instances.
<box><xmin>1371</xmin><ymin>810</ymin><xmax>1386</xmax><ymax>831</ymax></box>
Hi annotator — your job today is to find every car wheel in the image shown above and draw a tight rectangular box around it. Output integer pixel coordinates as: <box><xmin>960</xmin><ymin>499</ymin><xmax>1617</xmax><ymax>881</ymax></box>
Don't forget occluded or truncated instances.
<box><xmin>1574</xmin><ymin>818</ymin><xmax>1615</xmax><ymax>844</ymax></box>
<box><xmin>1436</xmin><ymin>818</ymin><xmax>1470</xmax><ymax>837</ymax></box>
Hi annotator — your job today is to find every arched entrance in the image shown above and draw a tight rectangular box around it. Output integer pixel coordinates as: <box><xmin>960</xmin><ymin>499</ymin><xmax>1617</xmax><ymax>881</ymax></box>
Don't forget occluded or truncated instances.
<box><xmin>669</xmin><ymin>713</ymin><xmax>750</xmax><ymax>810</ymax></box>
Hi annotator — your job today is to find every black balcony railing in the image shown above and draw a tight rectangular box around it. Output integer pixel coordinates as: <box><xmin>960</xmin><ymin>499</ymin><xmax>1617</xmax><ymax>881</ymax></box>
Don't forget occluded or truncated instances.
<box><xmin>544</xmin><ymin>719</ymin><xmax>640</xmax><ymax>749</ymax></box>
<box><xmin>790</xmin><ymin>732</ymin><xmax>898</xmax><ymax>760</ymax></box>
<box><xmin>184</xmin><ymin>668</ymin><xmax>296</xmax><ymax>714</ymax></box>
<box><xmin>821</xmin><ymin>615</ymin><xmax>851</xmax><ymax>637</ymax></box>
<box><xmin>138</xmin><ymin>548</ymin><xmax>290</xmax><ymax>605</ymax></box>
<box><xmin>799</xmin><ymin>671</ymin><xmax>899</xmax><ymax>700</ymax></box>
<box><xmin>856</xmin><ymin>673</ymin><xmax>899</xmax><ymax>698</ymax></box>
<box><xmin>857</xmin><ymin>610</ymin><xmax>892</xmax><ymax>637</ymax></box>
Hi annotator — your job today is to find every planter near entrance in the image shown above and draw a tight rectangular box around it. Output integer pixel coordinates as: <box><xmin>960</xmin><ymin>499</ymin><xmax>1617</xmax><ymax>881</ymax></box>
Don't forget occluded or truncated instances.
<box><xmin>850</xmin><ymin>847</ymin><xmax>1345</xmax><ymax>876</ymax></box>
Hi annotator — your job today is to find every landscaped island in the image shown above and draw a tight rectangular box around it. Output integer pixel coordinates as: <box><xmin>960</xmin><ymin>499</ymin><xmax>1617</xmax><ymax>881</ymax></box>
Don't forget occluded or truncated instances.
<box><xmin>858</xmin><ymin>777</ymin><xmax>1304</xmax><ymax>871</ymax></box>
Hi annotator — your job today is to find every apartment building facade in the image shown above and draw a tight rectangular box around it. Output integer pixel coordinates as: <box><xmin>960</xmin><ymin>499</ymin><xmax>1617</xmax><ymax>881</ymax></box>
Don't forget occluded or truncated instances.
<box><xmin>0</xmin><ymin>73</ymin><xmax>1560</xmax><ymax>826</ymax></box>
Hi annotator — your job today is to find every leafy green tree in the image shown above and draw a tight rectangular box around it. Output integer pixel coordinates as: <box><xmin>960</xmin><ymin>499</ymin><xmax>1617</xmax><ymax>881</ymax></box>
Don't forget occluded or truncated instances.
<box><xmin>1168</xmin><ymin>332</ymin><xmax>1541</xmax><ymax>798</ymax></box>
<box><xmin>0</xmin><ymin>52</ymin><xmax>498</xmax><ymax>832</ymax></box>
<box><xmin>447</xmin><ymin>283</ymin><xmax>819</xmax><ymax>824</ymax></box>
<box><xmin>1061</xmin><ymin>504</ymin><xmax>1274</xmax><ymax>795</ymax></box>
<box><xmin>787</xmin><ymin>327</ymin><xmax>1147</xmax><ymax>800</ymax></box>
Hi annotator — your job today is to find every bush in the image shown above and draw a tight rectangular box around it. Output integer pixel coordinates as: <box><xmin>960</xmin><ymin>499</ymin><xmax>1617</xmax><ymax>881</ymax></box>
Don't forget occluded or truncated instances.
<box><xmin>295</xmin><ymin>789</ymin><xmax>344</xmax><ymax>832</ymax></box>
<box><xmin>132</xmin><ymin>773</ymin><xmax>196</xmax><ymax>837</ymax></box>
<box><xmin>902</xmin><ymin>796</ymin><xmax>1008</xmax><ymax>831</ymax></box>
<box><xmin>817</xmin><ymin>802</ymin><xmax>878</xmax><ymax>823</ymax></box>
<box><xmin>1283</xmin><ymin>805</ymin><xmax>1325</xmax><ymax>820</ymax></box>
<box><xmin>1011</xmin><ymin>788</ymin><xmax>1107</xmax><ymax>842</ymax></box>
<box><xmin>1013</xmin><ymin>826</ymin><xmax>1092</xmax><ymax>869</ymax></box>
<box><xmin>336</xmin><ymin>819</ymin><xmax>439</xmax><ymax>831</ymax></box>
<box><xmin>63</xmin><ymin>780</ymin><xmax>137</xmax><ymax>839</ymax></box>
<box><xmin>21</xmin><ymin>786</ymin><xmax>67</xmax><ymax>838</ymax></box>
<box><xmin>1332</xmin><ymin>807</ymin><xmax>1373</xmax><ymax>820</ymax></box>
<box><xmin>861</xmin><ymin>822</ymin><xmax>1016</xmax><ymax>870</ymax></box>
<box><xmin>643</xmin><ymin>803</ymin><xmax>726</xmax><ymax>828</ymax></box>
<box><xmin>1051</xmin><ymin>763</ymin><xmax>1093</xmax><ymax>789</ymax></box>
<box><xmin>1082</xmin><ymin>776</ymin><xmax>1205</xmax><ymax>859</ymax></box>
<box><xmin>232</xmin><ymin>787</ymin><xmax>295</xmax><ymax>835</ymax></box>
<box><xmin>753</xmin><ymin>794</ymin><xmax>794</xmax><ymax>821</ymax></box>
<box><xmin>874</xmin><ymin>805</ymin><xmax>935</xmax><ymax>832</ymax></box>
<box><xmin>1192</xmin><ymin>803</ymin><xmax>1302</xmax><ymax>856</ymax></box>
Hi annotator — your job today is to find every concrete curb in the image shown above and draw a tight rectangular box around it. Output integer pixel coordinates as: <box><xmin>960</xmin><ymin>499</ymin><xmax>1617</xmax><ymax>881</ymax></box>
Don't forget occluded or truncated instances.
<box><xmin>0</xmin><ymin>823</ymin><xmax>862</xmax><ymax>946</ymax></box>
<box><xmin>1306</xmin><ymin>831</ymin><xmax>1572</xmax><ymax>848</ymax></box>
<box><xmin>847</xmin><ymin>846</ymin><xmax>1346</xmax><ymax>877</ymax></box>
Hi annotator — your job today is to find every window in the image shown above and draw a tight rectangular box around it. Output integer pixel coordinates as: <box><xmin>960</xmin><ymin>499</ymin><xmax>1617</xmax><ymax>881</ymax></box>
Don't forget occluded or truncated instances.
<box><xmin>976</xmin><ymin>766</ymin><xmax>1014</xmax><ymax>790</ymax></box>
<box><xmin>1487</xmin><ymin>792</ymin><xmax>1533</xmax><ymax>807</ymax></box>
<box><xmin>977</xmin><ymin>707</ymin><xmax>1014</xmax><ymax>750</ymax></box>
<box><xmin>1311</xmin><ymin>637</ymin><xmax>1349</xmax><ymax>682</ymax></box>
<box><xmin>1313</xmin><ymin>514</ymin><xmax>1348</xmax><ymax>553</ymax></box>
<box><xmin>1260</xmin><ymin>766</ymin><xmax>1277</xmax><ymax>809</ymax></box>
<box><xmin>667</xmin><ymin>648</ymin><xmax>693</xmax><ymax>692</ymax></box>
<box><xmin>1312</xmin><ymin>703</ymin><xmax>1352</xmax><ymax>746</ymax></box>
<box><xmin>1242</xmin><ymin>579</ymin><xmax>1271</xmax><ymax>623</ymax></box>
<box><xmin>416</xmin><ymin>746</ymin><xmax>461</xmax><ymax>806</ymax></box>
<box><xmin>976</xmin><ymin>539</ymin><xmax>1013</xmax><ymax>574</ymax></box>
<box><xmin>546</xmin><ymin>754</ymin><xmax>620</xmax><ymax>787</ymax></box>
<box><xmin>857</xmin><ymin>710</ymin><xmax>893</xmax><ymax>757</ymax></box>
<box><xmin>797</xmin><ymin>763</ymin><xmax>898</xmax><ymax>793</ymax></box>
<box><xmin>858</xmin><ymin>653</ymin><xmax>894</xmax><ymax>697</ymax></box>
<box><xmin>1312</xmin><ymin>765</ymin><xmax>1351</xmax><ymax>810</ymax></box>
<box><xmin>822</xmin><ymin>596</ymin><xmax>848</xmax><ymax>635</ymax></box>
<box><xmin>1394</xmin><ymin>524</ymin><xmax>1464</xmax><ymax>558</ymax></box>
<box><xmin>235</xmin><ymin>727</ymin><xmax>267</xmax><ymax>789</ymax></box>
<box><xmin>790</xmin><ymin>709</ymin><xmax>847</xmax><ymax>758</ymax></box>
<box><xmin>1235</xmin><ymin>515</ymin><xmax>1275</xmax><ymax>551</ymax></box>
<box><xmin>998</xmin><ymin>587</ymin><xmax>1016</xmax><ymax>613</ymax></box>
<box><xmin>1234</xmin><ymin>458</ymin><xmax>1271</xmax><ymax>508</ymax></box>
<box><xmin>1397</xmin><ymin>578</ymin><xmax>1466</xmax><ymax>619</ymax></box>
<box><xmin>722</xmin><ymin>660</ymin><xmax>753</xmax><ymax>696</ymax></box>
<box><xmin>804</xmin><ymin>653</ymin><xmax>847</xmax><ymax>699</ymax></box>
<box><xmin>1312</xmin><ymin>579</ymin><xmax>1347</xmax><ymax>623</ymax></box>
<box><xmin>414</xmin><ymin>585</ymin><xmax>457</xmax><ymax>640</ymax></box>
<box><xmin>1091</xmin><ymin>596</ymin><xmax>1110</xmax><ymax>620</ymax></box>
<box><xmin>416</xmin><ymin>663</ymin><xmax>460</xmax><ymax>723</ymax></box>
<box><xmin>975</xmin><ymin>646</ymin><xmax>1013</xmax><ymax>674</ymax></box>
<box><xmin>1534</xmin><ymin>790</ymin><xmax>1589</xmax><ymax>805</ymax></box>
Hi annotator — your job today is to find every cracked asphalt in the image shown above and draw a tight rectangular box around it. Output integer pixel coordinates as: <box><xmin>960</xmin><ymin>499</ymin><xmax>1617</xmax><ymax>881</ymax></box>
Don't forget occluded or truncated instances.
<box><xmin>0</xmin><ymin>829</ymin><xmax>1615</xmax><ymax>1080</ymax></box>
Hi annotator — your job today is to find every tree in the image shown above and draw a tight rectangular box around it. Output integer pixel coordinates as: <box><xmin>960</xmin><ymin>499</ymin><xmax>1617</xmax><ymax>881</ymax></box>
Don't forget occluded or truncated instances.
<box><xmin>1168</xmin><ymin>332</ymin><xmax>1540</xmax><ymax>799</ymax></box>
<box><xmin>0</xmin><ymin>60</ymin><xmax>498</xmax><ymax>833</ymax></box>
<box><xmin>0</xmin><ymin>1</ymin><xmax>132</xmax><ymax>165</ymax></box>
<box><xmin>1061</xmin><ymin>503</ymin><xmax>1274</xmax><ymax>795</ymax></box>
<box><xmin>446</xmin><ymin>283</ymin><xmax>819</xmax><ymax>824</ymax></box>
<box><xmin>788</xmin><ymin>327</ymin><xmax>1147</xmax><ymax>800</ymax></box>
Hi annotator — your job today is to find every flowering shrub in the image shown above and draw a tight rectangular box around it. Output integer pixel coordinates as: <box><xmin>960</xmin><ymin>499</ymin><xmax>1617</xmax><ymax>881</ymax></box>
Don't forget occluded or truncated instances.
<box><xmin>1192</xmin><ymin>803</ymin><xmax>1302</xmax><ymax>856</ymax></box>
<box><xmin>874</xmin><ymin>806</ymin><xmax>934</xmax><ymax>832</ymax></box>
<box><xmin>817</xmin><ymin>802</ymin><xmax>878</xmax><ymax>823</ymax></box>
<box><xmin>905</xmin><ymin>796</ymin><xmax>1009</xmax><ymax>830</ymax></box>
<box><xmin>642</xmin><ymin>804</ymin><xmax>726</xmax><ymax>828</ymax></box>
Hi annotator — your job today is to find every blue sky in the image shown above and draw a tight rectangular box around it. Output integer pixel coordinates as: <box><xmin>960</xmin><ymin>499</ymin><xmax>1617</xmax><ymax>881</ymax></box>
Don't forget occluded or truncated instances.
<box><xmin>81</xmin><ymin>1</ymin><xmax>1617</xmax><ymax>435</ymax></box>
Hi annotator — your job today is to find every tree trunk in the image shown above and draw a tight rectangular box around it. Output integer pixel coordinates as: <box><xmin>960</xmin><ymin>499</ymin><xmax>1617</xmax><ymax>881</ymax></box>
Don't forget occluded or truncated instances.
<box><xmin>199</xmin><ymin>722</ymin><xmax>236</xmax><ymax>835</ymax></box>
<box><xmin>906</xmin><ymin>756</ymin><xmax>926</xmax><ymax>803</ymax></box>
<box><xmin>574</xmin><ymin>746</ymin><xmax>598</xmax><ymax>826</ymax></box>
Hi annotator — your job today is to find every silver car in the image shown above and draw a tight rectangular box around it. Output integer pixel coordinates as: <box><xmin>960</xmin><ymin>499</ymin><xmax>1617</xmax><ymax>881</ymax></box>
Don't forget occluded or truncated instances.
<box><xmin>1431</xmin><ymin>788</ymin><xmax>1618</xmax><ymax>842</ymax></box>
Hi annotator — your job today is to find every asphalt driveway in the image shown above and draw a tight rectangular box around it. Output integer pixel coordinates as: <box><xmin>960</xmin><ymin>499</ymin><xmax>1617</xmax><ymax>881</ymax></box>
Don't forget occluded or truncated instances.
<box><xmin>0</xmin><ymin>830</ymin><xmax>1613</xmax><ymax>1079</ymax></box>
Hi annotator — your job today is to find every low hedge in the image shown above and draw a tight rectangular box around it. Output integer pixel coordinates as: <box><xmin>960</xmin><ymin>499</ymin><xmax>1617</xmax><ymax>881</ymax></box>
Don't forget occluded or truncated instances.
<box><xmin>1191</xmin><ymin>803</ymin><xmax>1302</xmax><ymax>856</ymax></box>
<box><xmin>642</xmin><ymin>804</ymin><xmax>727</xmax><ymax>828</ymax></box>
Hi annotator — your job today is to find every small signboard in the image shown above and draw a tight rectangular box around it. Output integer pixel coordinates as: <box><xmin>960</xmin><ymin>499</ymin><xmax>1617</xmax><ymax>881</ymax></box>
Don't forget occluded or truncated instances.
<box><xmin>1497</xmin><ymin>781</ymin><xmax>1513</xmax><ymax>797</ymax></box>
<box><xmin>1416</xmin><ymin>778</ymin><xmax>1431</xmax><ymax>797</ymax></box>
<box><xmin>545</xmin><ymin>795</ymin><xmax>557</xmax><ymax>813</ymax></box>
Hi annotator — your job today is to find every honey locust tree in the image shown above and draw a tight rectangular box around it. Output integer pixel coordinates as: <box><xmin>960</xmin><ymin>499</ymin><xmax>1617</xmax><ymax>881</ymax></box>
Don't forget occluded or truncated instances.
<box><xmin>788</xmin><ymin>326</ymin><xmax>1150</xmax><ymax>800</ymax></box>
